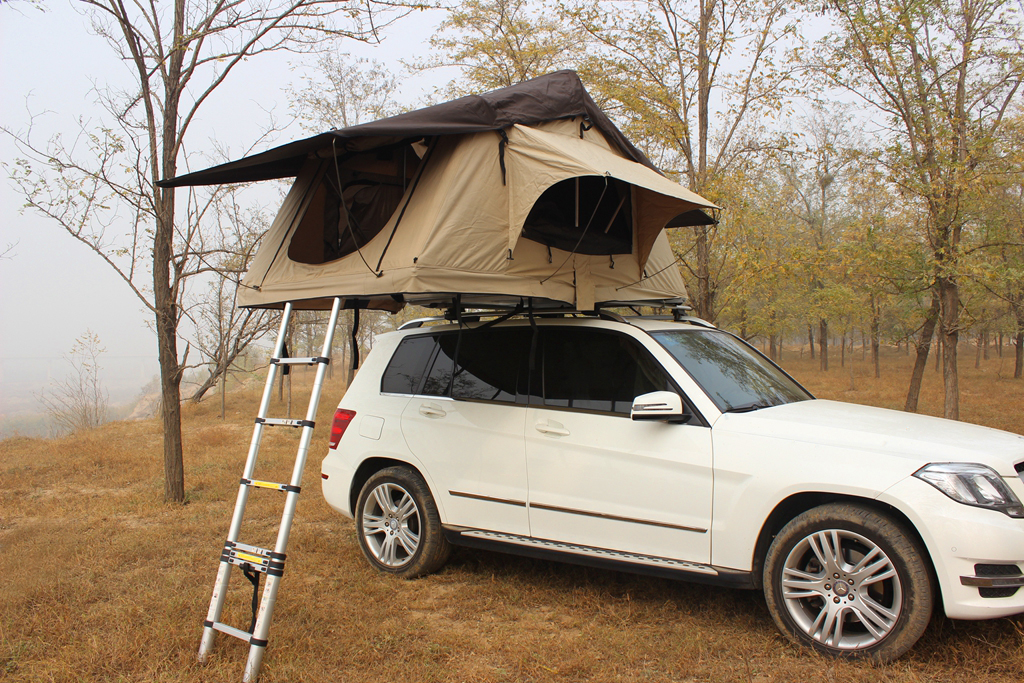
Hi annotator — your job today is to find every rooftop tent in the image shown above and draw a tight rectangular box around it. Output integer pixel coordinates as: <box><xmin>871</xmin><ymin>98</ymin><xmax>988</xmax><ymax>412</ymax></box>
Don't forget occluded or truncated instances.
<box><xmin>159</xmin><ymin>71</ymin><xmax>717</xmax><ymax>311</ymax></box>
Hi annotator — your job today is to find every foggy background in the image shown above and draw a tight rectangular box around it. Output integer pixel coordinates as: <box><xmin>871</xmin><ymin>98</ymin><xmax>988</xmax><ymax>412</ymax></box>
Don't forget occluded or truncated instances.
<box><xmin>0</xmin><ymin>2</ymin><xmax>445</xmax><ymax>436</ymax></box>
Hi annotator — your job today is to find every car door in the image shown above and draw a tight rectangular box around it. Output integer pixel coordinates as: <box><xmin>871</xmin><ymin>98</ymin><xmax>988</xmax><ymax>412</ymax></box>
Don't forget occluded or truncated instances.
<box><xmin>524</xmin><ymin>326</ymin><xmax>713</xmax><ymax>564</ymax></box>
<box><xmin>400</xmin><ymin>327</ymin><xmax>532</xmax><ymax>537</ymax></box>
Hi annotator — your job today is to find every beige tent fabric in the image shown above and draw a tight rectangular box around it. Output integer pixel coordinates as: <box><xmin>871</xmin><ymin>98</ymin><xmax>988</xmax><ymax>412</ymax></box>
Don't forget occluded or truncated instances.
<box><xmin>504</xmin><ymin>124</ymin><xmax>712</xmax><ymax>264</ymax></box>
<box><xmin>237</xmin><ymin>121</ymin><xmax>715</xmax><ymax>311</ymax></box>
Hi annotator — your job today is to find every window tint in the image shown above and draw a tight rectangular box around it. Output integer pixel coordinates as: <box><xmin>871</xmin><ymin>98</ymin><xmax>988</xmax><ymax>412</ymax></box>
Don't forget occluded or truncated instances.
<box><xmin>384</xmin><ymin>327</ymin><xmax>531</xmax><ymax>401</ymax></box>
<box><xmin>421</xmin><ymin>337</ymin><xmax>455</xmax><ymax>396</ymax></box>
<box><xmin>381</xmin><ymin>336</ymin><xmax>436</xmax><ymax>394</ymax></box>
<box><xmin>541</xmin><ymin>328</ymin><xmax>672</xmax><ymax>414</ymax></box>
<box><xmin>448</xmin><ymin>328</ymin><xmax>529</xmax><ymax>402</ymax></box>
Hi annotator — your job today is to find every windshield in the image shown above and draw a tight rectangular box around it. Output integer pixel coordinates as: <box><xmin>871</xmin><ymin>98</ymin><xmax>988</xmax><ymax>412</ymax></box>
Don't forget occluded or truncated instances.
<box><xmin>650</xmin><ymin>329</ymin><xmax>812</xmax><ymax>412</ymax></box>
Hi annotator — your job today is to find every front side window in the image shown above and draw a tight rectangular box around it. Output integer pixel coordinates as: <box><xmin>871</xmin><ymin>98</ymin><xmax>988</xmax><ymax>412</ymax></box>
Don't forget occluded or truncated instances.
<box><xmin>446</xmin><ymin>329</ymin><xmax>528</xmax><ymax>401</ymax></box>
<box><xmin>651</xmin><ymin>329</ymin><xmax>811</xmax><ymax>412</ymax></box>
<box><xmin>540</xmin><ymin>328</ymin><xmax>673</xmax><ymax>415</ymax></box>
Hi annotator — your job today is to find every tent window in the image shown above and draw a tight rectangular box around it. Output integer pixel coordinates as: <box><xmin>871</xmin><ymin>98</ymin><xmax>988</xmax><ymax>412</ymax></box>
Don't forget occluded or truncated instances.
<box><xmin>521</xmin><ymin>176</ymin><xmax>633</xmax><ymax>255</ymax></box>
<box><xmin>288</xmin><ymin>144</ymin><xmax>421</xmax><ymax>265</ymax></box>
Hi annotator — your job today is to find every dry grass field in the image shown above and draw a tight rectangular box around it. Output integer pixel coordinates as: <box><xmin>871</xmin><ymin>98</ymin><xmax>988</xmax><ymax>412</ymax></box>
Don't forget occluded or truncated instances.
<box><xmin>2</xmin><ymin>346</ymin><xmax>1023</xmax><ymax>682</ymax></box>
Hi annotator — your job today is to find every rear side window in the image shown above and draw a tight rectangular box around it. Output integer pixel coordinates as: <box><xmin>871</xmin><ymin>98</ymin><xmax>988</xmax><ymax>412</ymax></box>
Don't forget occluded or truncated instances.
<box><xmin>380</xmin><ymin>327</ymin><xmax>530</xmax><ymax>403</ymax></box>
<box><xmin>541</xmin><ymin>328</ymin><xmax>672</xmax><ymax>414</ymax></box>
<box><xmin>381</xmin><ymin>335</ymin><xmax>436</xmax><ymax>394</ymax></box>
<box><xmin>422</xmin><ymin>337</ymin><xmax>456</xmax><ymax>396</ymax></box>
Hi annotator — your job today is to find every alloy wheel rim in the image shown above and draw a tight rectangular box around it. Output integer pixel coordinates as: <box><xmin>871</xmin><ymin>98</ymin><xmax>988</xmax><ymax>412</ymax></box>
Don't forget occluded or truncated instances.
<box><xmin>361</xmin><ymin>482</ymin><xmax>421</xmax><ymax>567</ymax></box>
<box><xmin>780</xmin><ymin>528</ymin><xmax>902</xmax><ymax>650</ymax></box>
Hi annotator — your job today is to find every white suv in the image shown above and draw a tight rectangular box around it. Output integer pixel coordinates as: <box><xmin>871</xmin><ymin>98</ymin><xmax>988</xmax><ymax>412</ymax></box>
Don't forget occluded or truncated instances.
<box><xmin>321</xmin><ymin>312</ymin><xmax>1024</xmax><ymax>661</ymax></box>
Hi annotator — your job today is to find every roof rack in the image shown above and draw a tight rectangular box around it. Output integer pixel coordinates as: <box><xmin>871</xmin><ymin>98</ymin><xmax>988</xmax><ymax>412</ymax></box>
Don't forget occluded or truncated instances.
<box><xmin>396</xmin><ymin>301</ymin><xmax>713</xmax><ymax>331</ymax></box>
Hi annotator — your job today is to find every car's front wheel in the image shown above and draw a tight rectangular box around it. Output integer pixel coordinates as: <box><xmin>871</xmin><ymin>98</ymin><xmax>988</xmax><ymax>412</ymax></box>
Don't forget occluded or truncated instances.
<box><xmin>763</xmin><ymin>503</ymin><xmax>934</xmax><ymax>661</ymax></box>
<box><xmin>355</xmin><ymin>466</ymin><xmax>451</xmax><ymax>578</ymax></box>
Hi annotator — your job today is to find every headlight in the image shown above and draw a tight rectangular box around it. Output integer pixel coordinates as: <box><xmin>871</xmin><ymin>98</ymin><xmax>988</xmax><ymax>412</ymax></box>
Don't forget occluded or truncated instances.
<box><xmin>914</xmin><ymin>463</ymin><xmax>1024</xmax><ymax>518</ymax></box>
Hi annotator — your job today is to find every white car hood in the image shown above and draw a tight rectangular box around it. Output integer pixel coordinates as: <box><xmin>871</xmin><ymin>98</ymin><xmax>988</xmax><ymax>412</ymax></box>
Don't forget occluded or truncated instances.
<box><xmin>714</xmin><ymin>399</ymin><xmax>1024</xmax><ymax>477</ymax></box>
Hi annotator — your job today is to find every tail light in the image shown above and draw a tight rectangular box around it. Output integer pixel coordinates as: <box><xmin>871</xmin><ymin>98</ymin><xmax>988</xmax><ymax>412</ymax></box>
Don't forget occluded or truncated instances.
<box><xmin>328</xmin><ymin>409</ymin><xmax>356</xmax><ymax>449</ymax></box>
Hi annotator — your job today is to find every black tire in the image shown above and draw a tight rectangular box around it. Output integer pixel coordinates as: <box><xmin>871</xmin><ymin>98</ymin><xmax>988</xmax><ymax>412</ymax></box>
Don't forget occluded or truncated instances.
<box><xmin>763</xmin><ymin>503</ymin><xmax>934</xmax><ymax>662</ymax></box>
<box><xmin>354</xmin><ymin>466</ymin><xmax>451</xmax><ymax>578</ymax></box>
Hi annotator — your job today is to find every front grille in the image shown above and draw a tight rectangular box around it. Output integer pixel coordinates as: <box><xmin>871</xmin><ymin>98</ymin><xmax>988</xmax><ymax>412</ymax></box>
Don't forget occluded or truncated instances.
<box><xmin>980</xmin><ymin>587</ymin><xmax>1019</xmax><ymax>598</ymax></box>
<box><xmin>975</xmin><ymin>563</ymin><xmax>1023</xmax><ymax>576</ymax></box>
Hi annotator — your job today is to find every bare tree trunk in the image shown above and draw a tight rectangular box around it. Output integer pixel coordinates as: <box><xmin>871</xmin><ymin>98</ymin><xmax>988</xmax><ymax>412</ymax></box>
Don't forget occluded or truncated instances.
<box><xmin>693</xmin><ymin>227</ymin><xmax>714</xmax><ymax>322</ymax></box>
<box><xmin>689</xmin><ymin>0</ymin><xmax>715</xmax><ymax>323</ymax></box>
<box><xmin>808</xmin><ymin>323</ymin><xmax>815</xmax><ymax>359</ymax></box>
<box><xmin>220</xmin><ymin>373</ymin><xmax>226</xmax><ymax>420</ymax></box>
<box><xmin>905</xmin><ymin>294</ymin><xmax>940</xmax><ymax>412</ymax></box>
<box><xmin>938</xmin><ymin>277</ymin><xmax>960</xmax><ymax>420</ymax></box>
<box><xmin>871</xmin><ymin>308</ymin><xmax>880</xmax><ymax>379</ymax></box>
<box><xmin>1016</xmin><ymin>333</ymin><xmax>1023</xmax><ymax>380</ymax></box>
<box><xmin>154</xmin><ymin>198</ymin><xmax>183</xmax><ymax>504</ymax></box>
<box><xmin>975</xmin><ymin>332</ymin><xmax>982</xmax><ymax>369</ymax></box>
<box><xmin>1014</xmin><ymin>302</ymin><xmax>1024</xmax><ymax>379</ymax></box>
<box><xmin>155</xmin><ymin>275</ymin><xmax>184</xmax><ymax>503</ymax></box>
<box><xmin>840</xmin><ymin>332</ymin><xmax>845</xmax><ymax>368</ymax></box>
<box><xmin>769</xmin><ymin>334</ymin><xmax>778</xmax><ymax>361</ymax></box>
<box><xmin>848</xmin><ymin>339</ymin><xmax>856</xmax><ymax>391</ymax></box>
<box><xmin>819</xmin><ymin>319</ymin><xmax>828</xmax><ymax>371</ymax></box>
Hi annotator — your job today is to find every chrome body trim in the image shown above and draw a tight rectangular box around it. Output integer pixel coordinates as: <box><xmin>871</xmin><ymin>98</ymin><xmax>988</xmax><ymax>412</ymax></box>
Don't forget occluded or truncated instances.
<box><xmin>528</xmin><ymin>501</ymin><xmax>707</xmax><ymax>533</ymax></box>
<box><xmin>449</xmin><ymin>490</ymin><xmax>527</xmax><ymax>507</ymax></box>
<box><xmin>960</xmin><ymin>575</ymin><xmax>1024</xmax><ymax>588</ymax></box>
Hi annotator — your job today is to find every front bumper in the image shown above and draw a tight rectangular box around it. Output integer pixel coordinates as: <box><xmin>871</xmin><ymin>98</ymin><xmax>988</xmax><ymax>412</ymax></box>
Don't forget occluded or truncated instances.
<box><xmin>880</xmin><ymin>476</ymin><xmax>1024</xmax><ymax>620</ymax></box>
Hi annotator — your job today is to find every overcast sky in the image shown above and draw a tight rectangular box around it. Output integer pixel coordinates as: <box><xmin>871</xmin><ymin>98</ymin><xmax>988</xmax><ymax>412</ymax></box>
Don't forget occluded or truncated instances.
<box><xmin>0</xmin><ymin>2</ymin><xmax>443</xmax><ymax>414</ymax></box>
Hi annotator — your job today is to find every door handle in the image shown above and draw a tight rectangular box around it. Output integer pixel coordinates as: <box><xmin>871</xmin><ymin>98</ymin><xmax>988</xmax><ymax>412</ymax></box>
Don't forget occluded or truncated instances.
<box><xmin>419</xmin><ymin>403</ymin><xmax>447</xmax><ymax>418</ymax></box>
<box><xmin>535</xmin><ymin>420</ymin><xmax>569</xmax><ymax>437</ymax></box>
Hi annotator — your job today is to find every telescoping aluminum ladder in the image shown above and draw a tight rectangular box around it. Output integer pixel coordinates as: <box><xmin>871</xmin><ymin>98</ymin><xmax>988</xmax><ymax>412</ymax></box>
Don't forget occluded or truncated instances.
<box><xmin>198</xmin><ymin>298</ymin><xmax>342</xmax><ymax>682</ymax></box>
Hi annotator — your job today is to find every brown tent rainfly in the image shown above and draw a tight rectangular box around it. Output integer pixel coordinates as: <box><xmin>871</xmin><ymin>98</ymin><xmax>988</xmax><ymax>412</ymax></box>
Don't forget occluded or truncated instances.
<box><xmin>160</xmin><ymin>71</ymin><xmax>717</xmax><ymax>312</ymax></box>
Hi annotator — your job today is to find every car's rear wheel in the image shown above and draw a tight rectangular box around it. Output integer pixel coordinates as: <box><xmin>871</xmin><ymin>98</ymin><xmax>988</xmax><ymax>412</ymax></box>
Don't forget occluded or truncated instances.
<box><xmin>763</xmin><ymin>503</ymin><xmax>934</xmax><ymax>661</ymax></box>
<box><xmin>355</xmin><ymin>466</ymin><xmax>451</xmax><ymax>578</ymax></box>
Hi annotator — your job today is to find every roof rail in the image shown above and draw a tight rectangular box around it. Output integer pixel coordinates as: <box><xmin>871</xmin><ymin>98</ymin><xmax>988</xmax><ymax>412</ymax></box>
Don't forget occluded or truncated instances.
<box><xmin>397</xmin><ymin>317</ymin><xmax>448</xmax><ymax>330</ymax></box>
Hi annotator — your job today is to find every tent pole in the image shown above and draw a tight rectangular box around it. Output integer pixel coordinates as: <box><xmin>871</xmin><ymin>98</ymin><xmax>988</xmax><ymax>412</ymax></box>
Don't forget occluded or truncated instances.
<box><xmin>374</xmin><ymin>137</ymin><xmax>439</xmax><ymax>274</ymax></box>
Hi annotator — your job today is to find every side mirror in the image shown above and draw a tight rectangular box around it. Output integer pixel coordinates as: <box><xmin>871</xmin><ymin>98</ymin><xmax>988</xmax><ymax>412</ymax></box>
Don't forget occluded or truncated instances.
<box><xmin>630</xmin><ymin>391</ymin><xmax>691</xmax><ymax>423</ymax></box>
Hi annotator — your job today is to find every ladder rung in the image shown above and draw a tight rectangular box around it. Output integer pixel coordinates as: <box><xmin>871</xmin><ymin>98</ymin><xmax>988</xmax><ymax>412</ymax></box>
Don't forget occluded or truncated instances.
<box><xmin>226</xmin><ymin>540</ymin><xmax>278</xmax><ymax>558</ymax></box>
<box><xmin>255</xmin><ymin>417</ymin><xmax>315</xmax><ymax>428</ymax></box>
<box><xmin>272</xmin><ymin>356</ymin><xmax>330</xmax><ymax>366</ymax></box>
<box><xmin>241</xmin><ymin>478</ymin><xmax>301</xmax><ymax>493</ymax></box>
<box><xmin>222</xmin><ymin>540</ymin><xmax>286</xmax><ymax>573</ymax></box>
<box><xmin>224</xmin><ymin>554</ymin><xmax>271</xmax><ymax>574</ymax></box>
<box><xmin>208</xmin><ymin>620</ymin><xmax>252</xmax><ymax>643</ymax></box>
